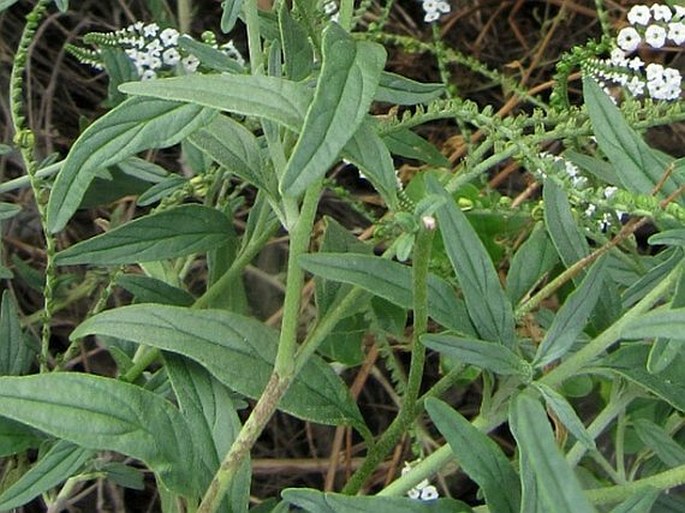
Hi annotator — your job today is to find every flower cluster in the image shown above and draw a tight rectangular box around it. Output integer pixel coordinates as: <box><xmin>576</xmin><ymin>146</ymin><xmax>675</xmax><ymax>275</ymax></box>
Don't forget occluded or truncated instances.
<box><xmin>401</xmin><ymin>462</ymin><xmax>439</xmax><ymax>501</ymax></box>
<box><xmin>421</xmin><ymin>0</ymin><xmax>451</xmax><ymax>23</ymax></box>
<box><xmin>74</xmin><ymin>22</ymin><xmax>244</xmax><ymax>81</ymax></box>
<box><xmin>323</xmin><ymin>0</ymin><xmax>340</xmax><ymax>23</ymax></box>
<box><xmin>536</xmin><ymin>152</ymin><xmax>587</xmax><ymax>189</ymax></box>
<box><xmin>586</xmin><ymin>4</ymin><xmax>684</xmax><ymax>101</ymax></box>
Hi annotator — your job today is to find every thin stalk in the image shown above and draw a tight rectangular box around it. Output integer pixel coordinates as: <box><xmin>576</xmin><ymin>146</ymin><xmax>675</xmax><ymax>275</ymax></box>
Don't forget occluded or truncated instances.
<box><xmin>586</xmin><ymin>464</ymin><xmax>685</xmax><ymax>505</ymax></box>
<box><xmin>338</xmin><ymin>0</ymin><xmax>354</xmax><ymax>31</ymax></box>
<box><xmin>177</xmin><ymin>0</ymin><xmax>192</xmax><ymax>34</ymax></box>
<box><xmin>540</xmin><ymin>263</ymin><xmax>681</xmax><ymax>388</ymax></box>
<box><xmin>243</xmin><ymin>0</ymin><xmax>264</xmax><ymax>75</ymax></box>
<box><xmin>0</xmin><ymin>159</ymin><xmax>62</xmax><ymax>194</ymax></box>
<box><xmin>342</xmin><ymin>226</ymin><xmax>434</xmax><ymax>494</ymax></box>
<box><xmin>197</xmin><ymin>184</ymin><xmax>321</xmax><ymax>513</ymax></box>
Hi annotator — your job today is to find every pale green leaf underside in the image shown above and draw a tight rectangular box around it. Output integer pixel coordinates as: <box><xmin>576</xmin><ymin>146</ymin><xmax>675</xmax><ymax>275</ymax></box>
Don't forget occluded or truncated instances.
<box><xmin>71</xmin><ymin>305</ymin><xmax>367</xmax><ymax>434</ymax></box>
<box><xmin>47</xmin><ymin>96</ymin><xmax>215</xmax><ymax>233</ymax></box>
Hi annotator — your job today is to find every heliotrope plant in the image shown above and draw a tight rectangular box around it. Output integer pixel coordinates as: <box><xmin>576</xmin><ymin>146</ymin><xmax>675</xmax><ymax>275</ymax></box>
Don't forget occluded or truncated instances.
<box><xmin>2</xmin><ymin>0</ymin><xmax>685</xmax><ymax>512</ymax></box>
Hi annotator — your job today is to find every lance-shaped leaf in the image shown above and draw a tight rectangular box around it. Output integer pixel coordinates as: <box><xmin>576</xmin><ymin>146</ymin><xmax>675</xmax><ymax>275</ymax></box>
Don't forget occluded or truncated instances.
<box><xmin>120</xmin><ymin>74</ymin><xmax>311</xmax><ymax>132</ymax></box>
<box><xmin>543</xmin><ymin>178</ymin><xmax>589</xmax><ymax>265</ymax></box>
<box><xmin>54</xmin><ymin>205</ymin><xmax>232</xmax><ymax>266</ymax></box>
<box><xmin>422</xmin><ymin>333</ymin><xmax>531</xmax><ymax>378</ymax></box>
<box><xmin>534</xmin><ymin>257</ymin><xmax>606</xmax><ymax>368</ymax></box>
<box><xmin>509</xmin><ymin>394</ymin><xmax>596</xmax><ymax>513</ymax></box>
<box><xmin>0</xmin><ymin>416</ymin><xmax>42</xmax><ymax>457</ymax></box>
<box><xmin>279</xmin><ymin>23</ymin><xmax>386</xmax><ymax>197</ymax></box>
<box><xmin>72</xmin><ymin>305</ymin><xmax>369</xmax><ymax>436</ymax></box>
<box><xmin>279</xmin><ymin>6</ymin><xmax>314</xmax><ymax>81</ymax></box>
<box><xmin>282</xmin><ymin>488</ymin><xmax>473</xmax><ymax>513</ymax></box>
<box><xmin>633</xmin><ymin>418</ymin><xmax>685</xmax><ymax>467</ymax></box>
<box><xmin>382</xmin><ymin>128</ymin><xmax>450</xmax><ymax>168</ymax></box>
<box><xmin>47</xmin><ymin>97</ymin><xmax>215</xmax><ymax>233</ymax></box>
<box><xmin>426</xmin><ymin>398</ymin><xmax>521</xmax><ymax>513</ymax></box>
<box><xmin>299</xmin><ymin>253</ymin><xmax>476</xmax><ymax>336</ymax></box>
<box><xmin>0</xmin><ymin>441</ymin><xmax>92</xmax><ymax>511</ymax></box>
<box><xmin>584</xmin><ymin>76</ymin><xmax>681</xmax><ymax>198</ymax></box>
<box><xmin>608</xmin><ymin>489</ymin><xmax>659</xmax><ymax>513</ymax></box>
<box><xmin>506</xmin><ymin>222</ymin><xmax>558</xmax><ymax>305</ymax></box>
<box><xmin>622</xmin><ymin>307</ymin><xmax>685</xmax><ymax>340</ymax></box>
<box><xmin>533</xmin><ymin>383</ymin><xmax>596</xmax><ymax>450</ymax></box>
<box><xmin>426</xmin><ymin>175</ymin><xmax>516</xmax><ymax>347</ymax></box>
<box><xmin>0</xmin><ymin>373</ymin><xmax>198</xmax><ymax>497</ymax></box>
<box><xmin>0</xmin><ymin>290</ymin><xmax>34</xmax><ymax>376</ymax></box>
<box><xmin>220</xmin><ymin>0</ymin><xmax>243</xmax><ymax>34</ymax></box>
<box><xmin>375</xmin><ymin>72</ymin><xmax>445</xmax><ymax>105</ymax></box>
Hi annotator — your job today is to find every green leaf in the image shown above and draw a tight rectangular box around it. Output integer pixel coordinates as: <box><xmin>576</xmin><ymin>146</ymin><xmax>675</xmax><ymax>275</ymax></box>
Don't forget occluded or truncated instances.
<box><xmin>600</xmin><ymin>344</ymin><xmax>685</xmax><ymax>412</ymax></box>
<box><xmin>187</xmin><ymin>115</ymin><xmax>275</xmax><ymax>196</ymax></box>
<box><xmin>119</xmin><ymin>74</ymin><xmax>311</xmax><ymax>132</ymax></box>
<box><xmin>342</xmin><ymin>120</ymin><xmax>399</xmax><ymax>210</ymax></box>
<box><xmin>0</xmin><ymin>441</ymin><xmax>92</xmax><ymax>510</ymax></box>
<box><xmin>71</xmin><ymin>305</ymin><xmax>369</xmax><ymax>435</ymax></box>
<box><xmin>47</xmin><ymin>97</ymin><xmax>215</xmax><ymax>233</ymax></box>
<box><xmin>649</xmin><ymin>229</ymin><xmax>685</xmax><ymax>246</ymax></box>
<box><xmin>533</xmin><ymin>383</ymin><xmax>596</xmax><ymax>450</ymax></box>
<box><xmin>633</xmin><ymin>418</ymin><xmax>685</xmax><ymax>467</ymax></box>
<box><xmin>54</xmin><ymin>205</ymin><xmax>232</xmax><ymax>266</ymax></box>
<box><xmin>506</xmin><ymin>222</ymin><xmax>558</xmax><ymax>305</ymax></box>
<box><xmin>648</xmin><ymin>267</ymin><xmax>685</xmax><ymax>373</ymax></box>
<box><xmin>0</xmin><ymin>202</ymin><xmax>21</xmax><ymax>221</ymax></box>
<box><xmin>282</xmin><ymin>489</ymin><xmax>473</xmax><ymax>513</ymax></box>
<box><xmin>279</xmin><ymin>6</ymin><xmax>314</xmax><ymax>81</ymax></box>
<box><xmin>543</xmin><ymin>178</ymin><xmax>589</xmax><ymax>265</ymax></box>
<box><xmin>375</xmin><ymin>72</ymin><xmax>445</xmax><ymax>105</ymax></box>
<box><xmin>584</xmin><ymin>76</ymin><xmax>681</xmax><ymax>198</ymax></box>
<box><xmin>509</xmin><ymin>394</ymin><xmax>597</xmax><ymax>513</ymax></box>
<box><xmin>622</xmin><ymin>248</ymin><xmax>682</xmax><ymax>309</ymax></box>
<box><xmin>0</xmin><ymin>291</ymin><xmax>35</xmax><ymax>376</ymax></box>
<box><xmin>622</xmin><ymin>307</ymin><xmax>685</xmax><ymax>341</ymax></box>
<box><xmin>533</xmin><ymin>257</ymin><xmax>607</xmax><ymax>368</ymax></box>
<box><xmin>382</xmin><ymin>129</ymin><xmax>450</xmax><ymax>168</ymax></box>
<box><xmin>137</xmin><ymin>175</ymin><xmax>187</xmax><ymax>207</ymax></box>
<box><xmin>299</xmin><ymin>253</ymin><xmax>476</xmax><ymax>336</ymax></box>
<box><xmin>0</xmin><ymin>0</ymin><xmax>21</xmax><ymax>12</ymax></box>
<box><xmin>421</xmin><ymin>333</ymin><xmax>531</xmax><ymax>377</ymax></box>
<box><xmin>166</xmin><ymin>355</ymin><xmax>250</xmax><ymax>513</ymax></box>
<box><xmin>0</xmin><ymin>416</ymin><xmax>42</xmax><ymax>457</ymax></box>
<box><xmin>425</xmin><ymin>398</ymin><xmax>521</xmax><ymax>513</ymax></box>
<box><xmin>279</xmin><ymin>23</ymin><xmax>386</xmax><ymax>197</ymax></box>
<box><xmin>608</xmin><ymin>489</ymin><xmax>659</xmax><ymax>513</ymax></box>
<box><xmin>0</xmin><ymin>373</ymin><xmax>198</xmax><ymax>497</ymax></box>
<box><xmin>221</xmin><ymin>0</ymin><xmax>244</xmax><ymax>33</ymax></box>
<box><xmin>426</xmin><ymin>174</ymin><xmax>516</xmax><ymax>347</ymax></box>
<box><xmin>177</xmin><ymin>37</ymin><xmax>244</xmax><ymax>74</ymax></box>
<box><xmin>116</xmin><ymin>274</ymin><xmax>195</xmax><ymax>306</ymax></box>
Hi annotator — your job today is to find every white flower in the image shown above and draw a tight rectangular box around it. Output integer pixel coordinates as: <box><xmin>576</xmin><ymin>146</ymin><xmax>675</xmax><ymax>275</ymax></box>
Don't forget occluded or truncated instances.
<box><xmin>610</xmin><ymin>48</ymin><xmax>627</xmax><ymax>66</ymax></box>
<box><xmin>676</xmin><ymin>6</ymin><xmax>685</xmax><ymax>19</ymax></box>
<box><xmin>422</xmin><ymin>0</ymin><xmax>449</xmax><ymax>22</ymax></box>
<box><xmin>143</xmin><ymin>23</ymin><xmax>159</xmax><ymax>37</ymax></box>
<box><xmin>159</xmin><ymin>27</ymin><xmax>179</xmax><ymax>46</ymax></box>
<box><xmin>645</xmin><ymin>24</ymin><xmax>667</xmax><ymax>48</ymax></box>
<box><xmin>617</xmin><ymin>26</ymin><xmax>641</xmax><ymax>52</ymax></box>
<box><xmin>145</xmin><ymin>39</ymin><xmax>162</xmax><ymax>57</ymax></box>
<box><xmin>628</xmin><ymin>56</ymin><xmax>644</xmax><ymax>71</ymax></box>
<box><xmin>420</xmin><ymin>486</ymin><xmax>439</xmax><ymax>501</ymax></box>
<box><xmin>646</xmin><ymin>62</ymin><xmax>665</xmax><ymax>82</ymax></box>
<box><xmin>651</xmin><ymin>4</ymin><xmax>673</xmax><ymax>22</ymax></box>
<box><xmin>436</xmin><ymin>0</ymin><xmax>450</xmax><ymax>13</ymax></box>
<box><xmin>141</xmin><ymin>69</ymin><xmax>157</xmax><ymax>80</ymax></box>
<box><xmin>584</xmin><ymin>204</ymin><xmax>597</xmax><ymax>217</ymax></box>
<box><xmin>182</xmin><ymin>54</ymin><xmax>200</xmax><ymax>73</ymax></box>
<box><xmin>148</xmin><ymin>56</ymin><xmax>162</xmax><ymax>69</ymax></box>
<box><xmin>668</xmin><ymin>22</ymin><xmax>685</xmax><ymax>44</ymax></box>
<box><xmin>424</xmin><ymin>10</ymin><xmax>440</xmax><ymax>22</ymax></box>
<box><xmin>323</xmin><ymin>0</ymin><xmax>337</xmax><ymax>14</ymax></box>
<box><xmin>162</xmin><ymin>47</ymin><xmax>180</xmax><ymax>65</ymax></box>
<box><xmin>628</xmin><ymin>5</ymin><xmax>651</xmax><ymax>25</ymax></box>
<box><xmin>220</xmin><ymin>40</ymin><xmax>245</xmax><ymax>66</ymax></box>
<box><xmin>408</xmin><ymin>488</ymin><xmax>420</xmax><ymax>499</ymax></box>
<box><xmin>604</xmin><ymin>186</ymin><xmax>618</xmax><ymax>198</ymax></box>
<box><xmin>626</xmin><ymin>76</ymin><xmax>645</xmax><ymax>96</ymax></box>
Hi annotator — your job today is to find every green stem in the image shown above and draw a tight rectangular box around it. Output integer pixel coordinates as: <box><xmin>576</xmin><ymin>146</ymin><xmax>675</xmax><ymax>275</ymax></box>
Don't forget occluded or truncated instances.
<box><xmin>197</xmin><ymin>184</ymin><xmax>321</xmax><ymax>513</ymax></box>
<box><xmin>9</xmin><ymin>0</ymin><xmax>54</xmax><ymax>372</ymax></box>
<box><xmin>338</xmin><ymin>0</ymin><xmax>354</xmax><ymax>31</ymax></box>
<box><xmin>342</xmin><ymin>226</ymin><xmax>434</xmax><ymax>494</ymax></box>
<box><xmin>540</xmin><ymin>263</ymin><xmax>681</xmax><ymax>388</ymax></box>
<box><xmin>0</xmin><ymin>159</ymin><xmax>62</xmax><ymax>194</ymax></box>
<box><xmin>178</xmin><ymin>0</ymin><xmax>192</xmax><ymax>34</ymax></box>
<box><xmin>243</xmin><ymin>0</ymin><xmax>264</xmax><ymax>75</ymax></box>
<box><xmin>586</xmin><ymin>464</ymin><xmax>685</xmax><ymax>505</ymax></box>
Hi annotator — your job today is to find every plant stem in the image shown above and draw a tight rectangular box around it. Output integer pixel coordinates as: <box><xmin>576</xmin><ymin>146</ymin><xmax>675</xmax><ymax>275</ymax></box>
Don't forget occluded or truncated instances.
<box><xmin>338</xmin><ymin>0</ymin><xmax>354</xmax><ymax>31</ymax></box>
<box><xmin>243</xmin><ymin>0</ymin><xmax>264</xmax><ymax>75</ymax></box>
<box><xmin>178</xmin><ymin>0</ymin><xmax>192</xmax><ymax>34</ymax></box>
<box><xmin>342</xmin><ymin>226</ymin><xmax>434</xmax><ymax>494</ymax></box>
<box><xmin>9</xmin><ymin>0</ymin><xmax>55</xmax><ymax>372</ymax></box>
<box><xmin>540</xmin><ymin>262</ymin><xmax>681</xmax><ymax>388</ymax></box>
<box><xmin>586</xmin><ymin>464</ymin><xmax>685</xmax><ymax>505</ymax></box>
<box><xmin>197</xmin><ymin>185</ymin><xmax>321</xmax><ymax>513</ymax></box>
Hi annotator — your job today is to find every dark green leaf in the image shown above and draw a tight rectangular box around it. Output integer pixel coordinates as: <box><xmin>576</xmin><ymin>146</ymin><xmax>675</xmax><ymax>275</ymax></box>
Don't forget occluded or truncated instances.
<box><xmin>426</xmin><ymin>398</ymin><xmax>520</xmax><ymax>513</ymax></box>
<box><xmin>116</xmin><ymin>274</ymin><xmax>195</xmax><ymax>306</ymax></box>
<box><xmin>506</xmin><ymin>222</ymin><xmax>558</xmax><ymax>304</ymax></box>
<box><xmin>137</xmin><ymin>175</ymin><xmax>187</xmax><ymax>206</ymax></box>
<box><xmin>509</xmin><ymin>394</ymin><xmax>596</xmax><ymax>513</ymax></box>
<box><xmin>426</xmin><ymin>175</ymin><xmax>516</xmax><ymax>347</ymax></box>
<box><xmin>299</xmin><ymin>253</ymin><xmax>476</xmax><ymax>335</ymax></box>
<box><xmin>633</xmin><ymin>418</ymin><xmax>685</xmax><ymax>467</ymax></box>
<box><xmin>120</xmin><ymin>74</ymin><xmax>310</xmax><ymax>132</ymax></box>
<box><xmin>543</xmin><ymin>178</ymin><xmax>589</xmax><ymax>265</ymax></box>
<box><xmin>622</xmin><ymin>307</ymin><xmax>685</xmax><ymax>341</ymax></box>
<box><xmin>0</xmin><ymin>416</ymin><xmax>42</xmax><ymax>457</ymax></box>
<box><xmin>382</xmin><ymin>129</ymin><xmax>450</xmax><ymax>168</ymax></box>
<box><xmin>0</xmin><ymin>441</ymin><xmax>92</xmax><ymax>510</ymax></box>
<box><xmin>600</xmin><ymin>344</ymin><xmax>685</xmax><ymax>412</ymax></box>
<box><xmin>422</xmin><ymin>333</ymin><xmax>531</xmax><ymax>377</ymax></box>
<box><xmin>178</xmin><ymin>37</ymin><xmax>244</xmax><ymax>73</ymax></box>
<box><xmin>54</xmin><ymin>205</ymin><xmax>232</xmax><ymax>265</ymax></box>
<box><xmin>608</xmin><ymin>489</ymin><xmax>659</xmax><ymax>513</ymax></box>
<box><xmin>221</xmin><ymin>0</ymin><xmax>244</xmax><ymax>33</ymax></box>
<box><xmin>533</xmin><ymin>383</ymin><xmax>596</xmax><ymax>450</ymax></box>
<box><xmin>375</xmin><ymin>72</ymin><xmax>445</xmax><ymax>105</ymax></box>
<box><xmin>279</xmin><ymin>23</ymin><xmax>386</xmax><ymax>196</ymax></box>
<box><xmin>584</xmin><ymin>76</ymin><xmax>681</xmax><ymax>198</ymax></box>
<box><xmin>47</xmin><ymin>97</ymin><xmax>215</xmax><ymax>233</ymax></box>
<box><xmin>71</xmin><ymin>305</ymin><xmax>369</xmax><ymax>435</ymax></box>
<box><xmin>534</xmin><ymin>257</ymin><xmax>606</xmax><ymax>368</ymax></box>
<box><xmin>279</xmin><ymin>6</ymin><xmax>313</xmax><ymax>81</ymax></box>
<box><xmin>622</xmin><ymin>248</ymin><xmax>682</xmax><ymax>309</ymax></box>
<box><xmin>282</xmin><ymin>489</ymin><xmax>473</xmax><ymax>513</ymax></box>
<box><xmin>0</xmin><ymin>373</ymin><xmax>198</xmax><ymax>496</ymax></box>
<box><xmin>649</xmin><ymin>229</ymin><xmax>685</xmax><ymax>247</ymax></box>
<box><xmin>0</xmin><ymin>291</ymin><xmax>34</xmax><ymax>376</ymax></box>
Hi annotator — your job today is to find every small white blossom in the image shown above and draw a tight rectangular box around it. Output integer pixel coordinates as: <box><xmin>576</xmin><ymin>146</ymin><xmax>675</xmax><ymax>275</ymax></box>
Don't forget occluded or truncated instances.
<box><xmin>140</xmin><ymin>69</ymin><xmax>157</xmax><ymax>80</ymax></box>
<box><xmin>610</xmin><ymin>48</ymin><xmax>627</xmax><ymax>66</ymax></box>
<box><xmin>159</xmin><ymin>27</ymin><xmax>179</xmax><ymax>46</ymax></box>
<box><xmin>584</xmin><ymin>204</ymin><xmax>597</xmax><ymax>217</ymax></box>
<box><xmin>146</xmin><ymin>39</ymin><xmax>162</xmax><ymax>56</ymax></box>
<box><xmin>651</xmin><ymin>4</ymin><xmax>673</xmax><ymax>22</ymax></box>
<box><xmin>420</xmin><ymin>486</ymin><xmax>439</xmax><ymax>501</ymax></box>
<box><xmin>675</xmin><ymin>6</ymin><xmax>685</xmax><ymax>19</ymax></box>
<box><xmin>143</xmin><ymin>23</ymin><xmax>159</xmax><ymax>37</ymax></box>
<box><xmin>628</xmin><ymin>5</ymin><xmax>651</xmax><ymax>25</ymax></box>
<box><xmin>645</xmin><ymin>24</ymin><xmax>667</xmax><ymax>48</ymax></box>
<box><xmin>421</xmin><ymin>0</ymin><xmax>450</xmax><ymax>23</ymax></box>
<box><xmin>604</xmin><ymin>186</ymin><xmax>619</xmax><ymax>198</ymax></box>
<box><xmin>421</xmin><ymin>215</ymin><xmax>437</xmax><ymax>230</ymax></box>
<box><xmin>628</xmin><ymin>56</ymin><xmax>644</xmax><ymax>71</ymax></box>
<box><xmin>182</xmin><ymin>54</ymin><xmax>200</xmax><ymax>73</ymax></box>
<box><xmin>162</xmin><ymin>47</ymin><xmax>180</xmax><ymax>65</ymax></box>
<box><xmin>617</xmin><ymin>26</ymin><xmax>641</xmax><ymax>52</ymax></box>
<box><xmin>668</xmin><ymin>22</ymin><xmax>685</xmax><ymax>44</ymax></box>
<box><xmin>148</xmin><ymin>56</ymin><xmax>162</xmax><ymax>70</ymax></box>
